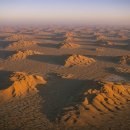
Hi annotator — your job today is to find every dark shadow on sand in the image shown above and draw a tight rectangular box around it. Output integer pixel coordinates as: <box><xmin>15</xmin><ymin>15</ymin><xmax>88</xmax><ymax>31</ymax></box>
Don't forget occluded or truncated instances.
<box><xmin>0</xmin><ymin>50</ymin><xmax>15</xmax><ymax>59</ymax></box>
<box><xmin>0</xmin><ymin>40</ymin><xmax>13</xmax><ymax>48</ymax></box>
<box><xmin>0</xmin><ymin>70</ymin><xmax>13</xmax><ymax>90</ymax></box>
<box><xmin>106</xmin><ymin>67</ymin><xmax>130</xmax><ymax>81</ymax></box>
<box><xmin>38</xmin><ymin>43</ymin><xmax>59</xmax><ymax>48</ymax></box>
<box><xmin>28</xmin><ymin>54</ymin><xmax>68</xmax><ymax>66</ymax></box>
<box><xmin>86</xmin><ymin>55</ymin><xmax>118</xmax><ymax>64</ymax></box>
<box><xmin>37</xmin><ymin>73</ymin><xmax>102</xmax><ymax>121</ymax></box>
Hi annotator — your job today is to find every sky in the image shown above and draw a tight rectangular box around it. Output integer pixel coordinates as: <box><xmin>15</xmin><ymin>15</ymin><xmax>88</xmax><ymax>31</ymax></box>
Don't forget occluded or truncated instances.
<box><xmin>0</xmin><ymin>0</ymin><xmax>130</xmax><ymax>25</ymax></box>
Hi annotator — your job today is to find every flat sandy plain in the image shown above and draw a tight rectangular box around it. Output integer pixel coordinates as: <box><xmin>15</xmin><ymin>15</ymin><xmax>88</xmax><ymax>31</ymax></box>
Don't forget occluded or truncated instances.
<box><xmin>0</xmin><ymin>25</ymin><xmax>130</xmax><ymax>130</ymax></box>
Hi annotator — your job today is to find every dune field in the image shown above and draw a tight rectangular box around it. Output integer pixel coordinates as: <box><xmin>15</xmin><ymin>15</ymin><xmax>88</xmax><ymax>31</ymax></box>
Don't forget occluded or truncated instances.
<box><xmin>0</xmin><ymin>25</ymin><xmax>130</xmax><ymax>130</ymax></box>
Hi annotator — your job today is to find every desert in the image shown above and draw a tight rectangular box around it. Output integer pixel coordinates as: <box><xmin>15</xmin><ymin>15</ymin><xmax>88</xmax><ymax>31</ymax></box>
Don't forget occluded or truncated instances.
<box><xmin>0</xmin><ymin>25</ymin><xmax>130</xmax><ymax>130</ymax></box>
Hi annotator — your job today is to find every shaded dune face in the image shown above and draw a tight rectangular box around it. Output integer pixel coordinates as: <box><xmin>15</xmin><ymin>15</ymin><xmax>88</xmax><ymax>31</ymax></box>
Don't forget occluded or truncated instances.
<box><xmin>64</xmin><ymin>54</ymin><xmax>96</xmax><ymax>67</ymax></box>
<box><xmin>60</xmin><ymin>81</ymin><xmax>130</xmax><ymax>127</ymax></box>
<box><xmin>0</xmin><ymin>71</ymin><xmax>46</xmax><ymax>104</ymax></box>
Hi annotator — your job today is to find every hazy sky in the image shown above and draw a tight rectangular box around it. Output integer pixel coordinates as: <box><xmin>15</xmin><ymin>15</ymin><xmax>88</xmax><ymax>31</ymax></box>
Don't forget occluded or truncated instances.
<box><xmin>0</xmin><ymin>0</ymin><xmax>130</xmax><ymax>25</ymax></box>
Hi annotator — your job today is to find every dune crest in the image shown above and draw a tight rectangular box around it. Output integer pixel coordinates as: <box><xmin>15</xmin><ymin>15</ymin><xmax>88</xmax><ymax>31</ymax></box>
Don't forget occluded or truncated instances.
<box><xmin>7</xmin><ymin>40</ymin><xmax>38</xmax><ymax>49</ymax></box>
<box><xmin>61</xmin><ymin>81</ymin><xmax>130</xmax><ymax>126</ymax></box>
<box><xmin>0</xmin><ymin>72</ymin><xmax>46</xmax><ymax>103</ymax></box>
<box><xmin>64</xmin><ymin>54</ymin><xmax>96</xmax><ymax>67</ymax></box>
<box><xmin>59</xmin><ymin>32</ymin><xmax>80</xmax><ymax>49</ymax></box>
<box><xmin>8</xmin><ymin>50</ymin><xmax>43</xmax><ymax>61</ymax></box>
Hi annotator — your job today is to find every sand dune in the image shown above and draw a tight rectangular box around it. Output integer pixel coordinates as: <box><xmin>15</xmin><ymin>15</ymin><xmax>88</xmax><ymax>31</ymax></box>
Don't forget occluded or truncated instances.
<box><xmin>0</xmin><ymin>72</ymin><xmax>46</xmax><ymax>104</ymax></box>
<box><xmin>7</xmin><ymin>40</ymin><xmax>38</xmax><ymax>49</ymax></box>
<box><xmin>64</xmin><ymin>54</ymin><xmax>96</xmax><ymax>67</ymax></box>
<box><xmin>96</xmin><ymin>33</ymin><xmax>107</xmax><ymax>41</ymax></box>
<box><xmin>96</xmin><ymin>33</ymin><xmax>115</xmax><ymax>46</ymax></box>
<box><xmin>105</xmin><ymin>41</ymin><xmax>114</xmax><ymax>46</ymax></box>
<box><xmin>114</xmin><ymin>55</ymin><xmax>130</xmax><ymax>75</ymax></box>
<box><xmin>8</xmin><ymin>50</ymin><xmax>43</xmax><ymax>61</ymax></box>
<box><xmin>115</xmin><ymin>65</ymin><xmax>130</xmax><ymax>74</ymax></box>
<box><xmin>5</xmin><ymin>34</ymin><xmax>31</xmax><ymax>41</ymax></box>
<box><xmin>59</xmin><ymin>32</ymin><xmax>80</xmax><ymax>49</ymax></box>
<box><xmin>61</xmin><ymin>81</ymin><xmax>130</xmax><ymax>127</ymax></box>
<box><xmin>119</xmin><ymin>55</ymin><xmax>130</xmax><ymax>65</ymax></box>
<box><xmin>96</xmin><ymin>47</ymin><xmax>105</xmax><ymax>52</ymax></box>
<box><xmin>59</xmin><ymin>42</ymin><xmax>80</xmax><ymax>49</ymax></box>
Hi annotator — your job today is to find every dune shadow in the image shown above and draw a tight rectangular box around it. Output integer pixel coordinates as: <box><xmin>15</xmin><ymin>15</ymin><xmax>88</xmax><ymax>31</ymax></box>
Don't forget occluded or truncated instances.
<box><xmin>105</xmin><ymin>67</ymin><xmax>130</xmax><ymax>80</ymax></box>
<box><xmin>28</xmin><ymin>54</ymin><xmax>68</xmax><ymax>65</ymax></box>
<box><xmin>0</xmin><ymin>50</ymin><xmax>15</xmax><ymax>59</ymax></box>
<box><xmin>38</xmin><ymin>43</ymin><xmax>58</xmax><ymax>48</ymax></box>
<box><xmin>0</xmin><ymin>70</ymin><xmax>13</xmax><ymax>90</ymax></box>
<box><xmin>86</xmin><ymin>40</ymin><xmax>130</xmax><ymax>51</ymax></box>
<box><xmin>86</xmin><ymin>55</ymin><xmax>118</xmax><ymax>64</ymax></box>
<box><xmin>38</xmin><ymin>36</ymin><xmax>64</xmax><ymax>42</ymax></box>
<box><xmin>37</xmin><ymin>73</ymin><xmax>101</xmax><ymax>121</ymax></box>
<box><xmin>0</xmin><ymin>40</ymin><xmax>13</xmax><ymax>48</ymax></box>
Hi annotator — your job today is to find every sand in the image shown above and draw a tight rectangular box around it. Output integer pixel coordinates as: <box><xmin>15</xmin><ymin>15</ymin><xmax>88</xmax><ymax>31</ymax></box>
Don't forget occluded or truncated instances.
<box><xmin>0</xmin><ymin>25</ymin><xmax>130</xmax><ymax>130</ymax></box>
